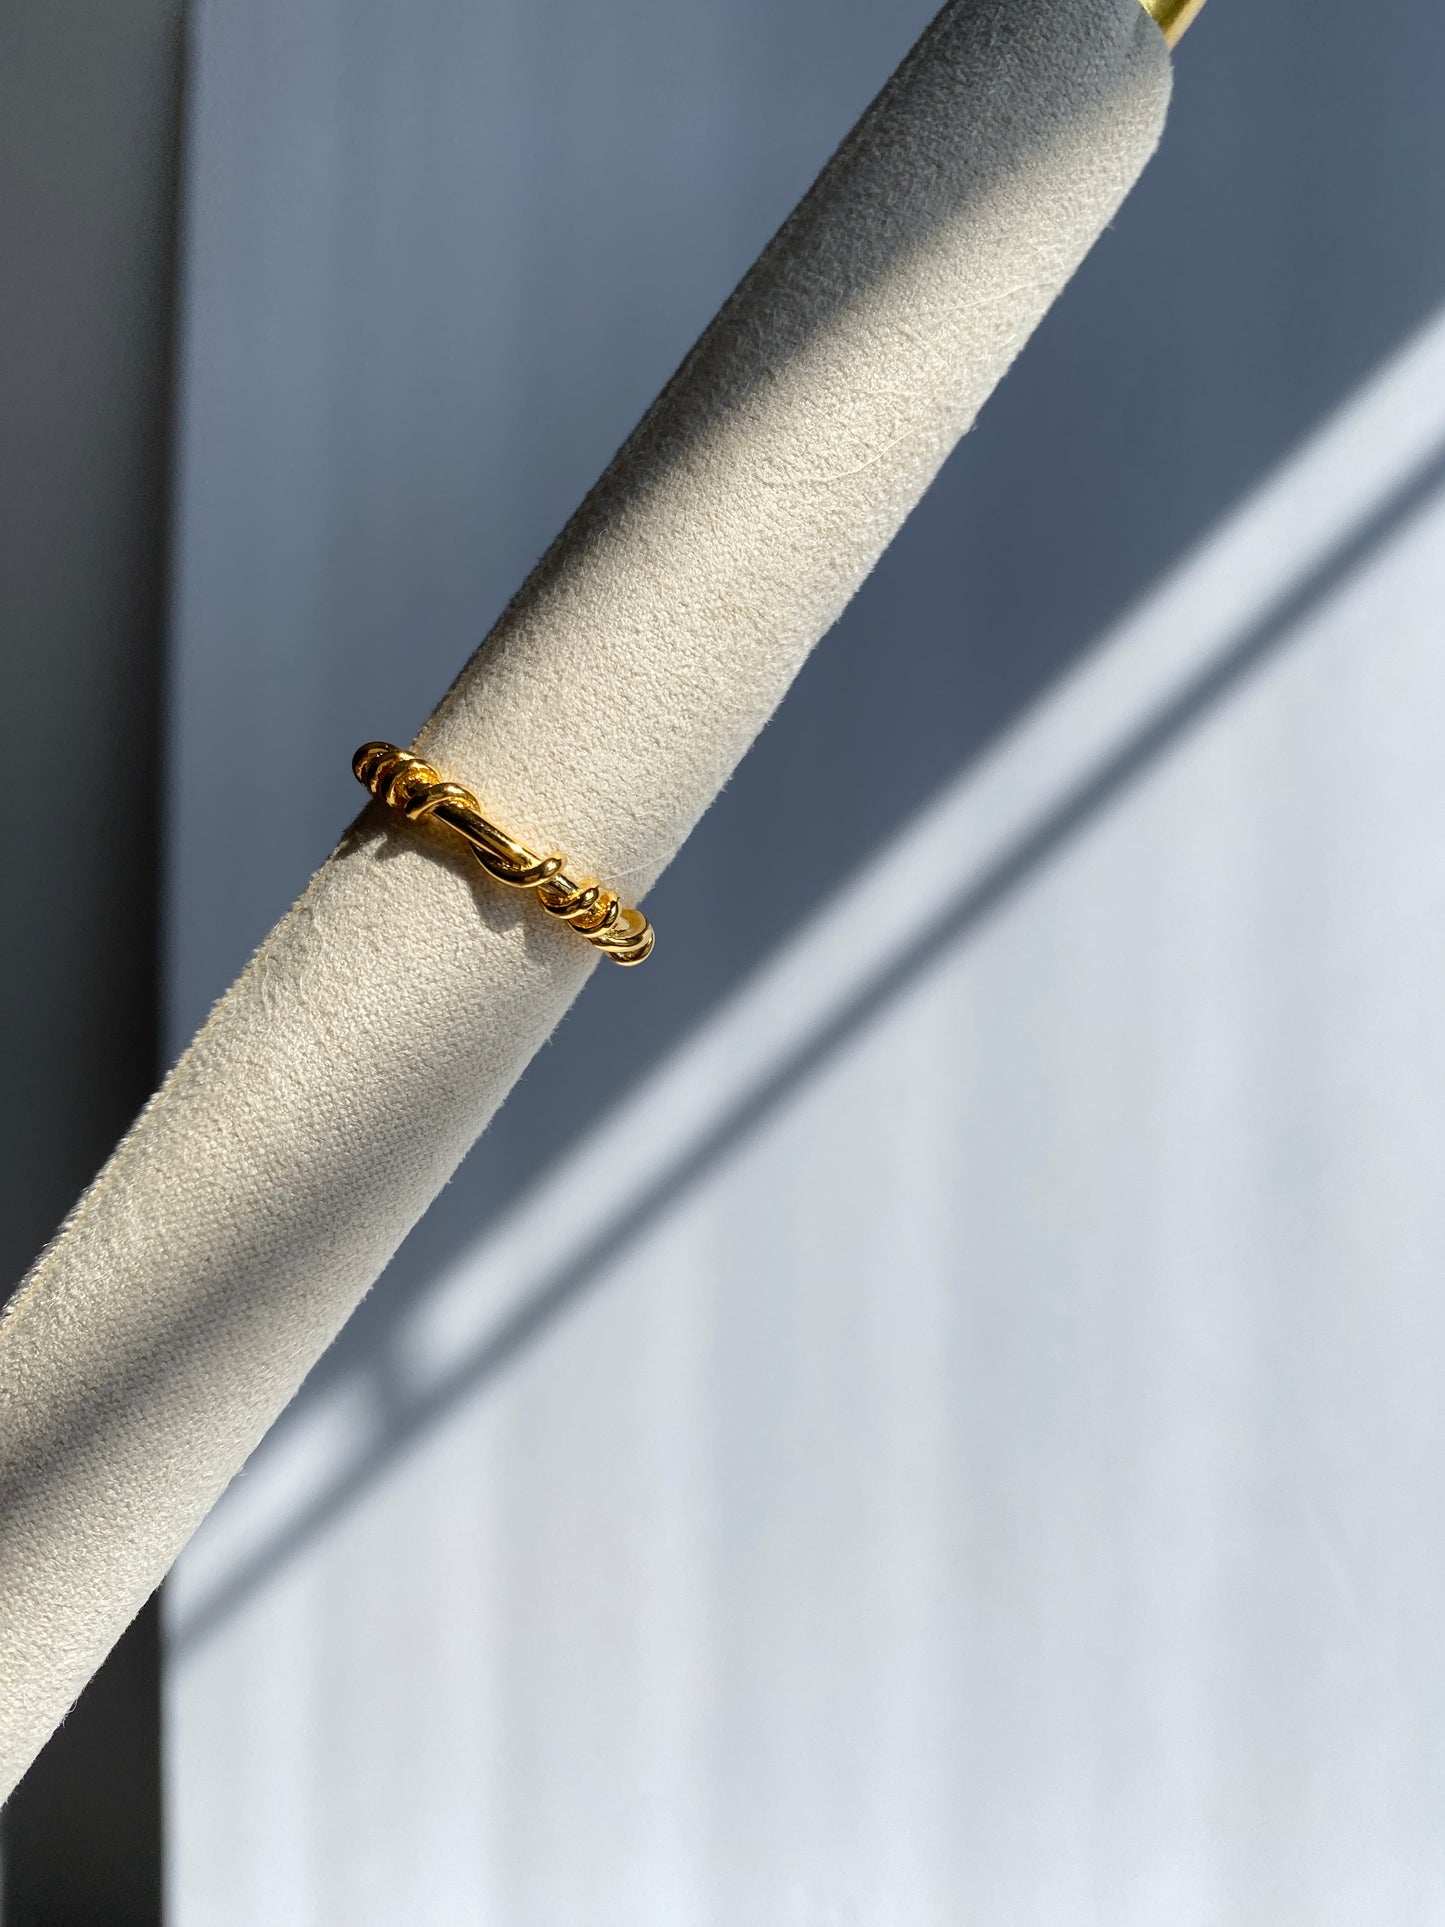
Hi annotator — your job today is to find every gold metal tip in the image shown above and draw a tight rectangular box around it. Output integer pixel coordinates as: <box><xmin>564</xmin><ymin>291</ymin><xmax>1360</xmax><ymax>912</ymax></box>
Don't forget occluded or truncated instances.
<box><xmin>1140</xmin><ymin>0</ymin><xmax>1208</xmax><ymax>48</ymax></box>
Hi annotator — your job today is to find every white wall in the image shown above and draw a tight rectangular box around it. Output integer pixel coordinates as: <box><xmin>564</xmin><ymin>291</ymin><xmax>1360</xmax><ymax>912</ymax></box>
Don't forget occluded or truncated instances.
<box><xmin>161</xmin><ymin>0</ymin><xmax>1445</xmax><ymax>1915</ymax></box>
<box><xmin>167</xmin><ymin>318</ymin><xmax>1445</xmax><ymax>1920</ymax></box>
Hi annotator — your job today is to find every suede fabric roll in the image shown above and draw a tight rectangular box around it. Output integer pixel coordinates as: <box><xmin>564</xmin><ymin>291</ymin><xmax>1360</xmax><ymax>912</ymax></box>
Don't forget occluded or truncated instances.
<box><xmin>0</xmin><ymin>0</ymin><xmax>1169</xmax><ymax>1796</ymax></box>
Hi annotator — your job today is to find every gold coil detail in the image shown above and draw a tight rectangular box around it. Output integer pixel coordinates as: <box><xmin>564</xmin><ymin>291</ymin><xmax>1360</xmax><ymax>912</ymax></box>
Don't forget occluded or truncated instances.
<box><xmin>353</xmin><ymin>742</ymin><xmax>655</xmax><ymax>966</ymax></box>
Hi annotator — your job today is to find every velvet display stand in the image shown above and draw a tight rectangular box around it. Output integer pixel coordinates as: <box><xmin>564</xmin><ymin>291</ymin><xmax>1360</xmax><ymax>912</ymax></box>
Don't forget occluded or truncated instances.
<box><xmin>0</xmin><ymin>0</ymin><xmax>1169</xmax><ymax>1798</ymax></box>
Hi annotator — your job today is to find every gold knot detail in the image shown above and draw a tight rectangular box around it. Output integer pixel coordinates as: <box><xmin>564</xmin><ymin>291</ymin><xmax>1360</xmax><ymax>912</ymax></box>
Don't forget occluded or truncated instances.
<box><xmin>353</xmin><ymin>742</ymin><xmax>655</xmax><ymax>967</ymax></box>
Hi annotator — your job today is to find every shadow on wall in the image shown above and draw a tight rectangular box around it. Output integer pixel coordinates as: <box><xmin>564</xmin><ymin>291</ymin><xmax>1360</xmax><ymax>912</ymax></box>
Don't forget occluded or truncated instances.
<box><xmin>162</xmin><ymin>0</ymin><xmax>1445</xmax><ymax>1603</ymax></box>
<box><xmin>171</xmin><ymin>419</ymin><xmax>1445</xmax><ymax>1653</ymax></box>
<box><xmin>294</xmin><ymin>0</ymin><xmax>1445</xmax><ymax>1389</ymax></box>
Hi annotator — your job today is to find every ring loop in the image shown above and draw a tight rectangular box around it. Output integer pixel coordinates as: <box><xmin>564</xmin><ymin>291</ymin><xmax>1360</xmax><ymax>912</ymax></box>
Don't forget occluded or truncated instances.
<box><xmin>353</xmin><ymin>742</ymin><xmax>655</xmax><ymax>966</ymax></box>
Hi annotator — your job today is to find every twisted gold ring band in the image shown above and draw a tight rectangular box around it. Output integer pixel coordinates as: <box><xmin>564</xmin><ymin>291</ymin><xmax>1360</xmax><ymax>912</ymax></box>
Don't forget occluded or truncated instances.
<box><xmin>353</xmin><ymin>742</ymin><xmax>655</xmax><ymax>966</ymax></box>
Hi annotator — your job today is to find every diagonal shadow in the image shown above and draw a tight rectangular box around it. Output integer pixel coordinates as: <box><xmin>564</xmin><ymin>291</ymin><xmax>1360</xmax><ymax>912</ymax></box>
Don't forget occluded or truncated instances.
<box><xmin>168</xmin><ymin>435</ymin><xmax>1445</xmax><ymax>1659</ymax></box>
<box><xmin>157</xmin><ymin>0</ymin><xmax>1445</xmax><ymax>1574</ymax></box>
<box><xmin>273</xmin><ymin>0</ymin><xmax>1445</xmax><ymax>1427</ymax></box>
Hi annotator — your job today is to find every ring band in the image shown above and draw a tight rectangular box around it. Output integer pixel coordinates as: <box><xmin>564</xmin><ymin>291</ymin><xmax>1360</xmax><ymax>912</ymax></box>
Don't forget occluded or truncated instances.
<box><xmin>353</xmin><ymin>742</ymin><xmax>655</xmax><ymax>966</ymax></box>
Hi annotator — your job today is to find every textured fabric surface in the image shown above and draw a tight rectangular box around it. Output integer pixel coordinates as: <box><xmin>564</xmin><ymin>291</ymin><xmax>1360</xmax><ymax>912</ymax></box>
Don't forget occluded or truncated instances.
<box><xmin>0</xmin><ymin>0</ymin><xmax>1168</xmax><ymax>1797</ymax></box>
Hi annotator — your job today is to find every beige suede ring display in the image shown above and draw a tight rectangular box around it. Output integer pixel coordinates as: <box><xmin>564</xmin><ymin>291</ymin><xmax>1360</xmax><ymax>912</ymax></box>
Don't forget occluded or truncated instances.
<box><xmin>0</xmin><ymin>0</ymin><xmax>1171</xmax><ymax>1796</ymax></box>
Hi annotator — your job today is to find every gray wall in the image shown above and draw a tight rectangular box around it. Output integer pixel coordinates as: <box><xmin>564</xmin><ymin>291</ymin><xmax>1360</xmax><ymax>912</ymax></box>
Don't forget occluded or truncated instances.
<box><xmin>1</xmin><ymin>3</ymin><xmax>178</xmax><ymax>1310</ymax></box>
<box><xmin>1</xmin><ymin>5</ymin><xmax>181</xmax><ymax>1918</ymax></box>
<box><xmin>158</xmin><ymin>0</ymin><xmax>1445</xmax><ymax>1918</ymax></box>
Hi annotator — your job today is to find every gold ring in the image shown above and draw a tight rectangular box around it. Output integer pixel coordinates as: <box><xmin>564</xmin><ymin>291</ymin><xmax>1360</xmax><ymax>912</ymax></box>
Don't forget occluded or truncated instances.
<box><xmin>353</xmin><ymin>742</ymin><xmax>655</xmax><ymax>966</ymax></box>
